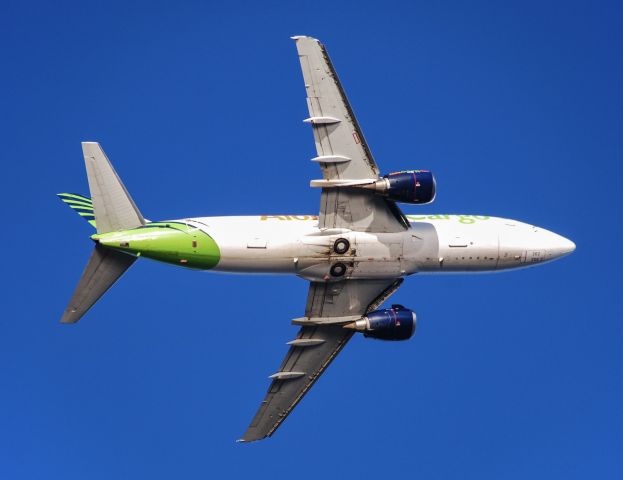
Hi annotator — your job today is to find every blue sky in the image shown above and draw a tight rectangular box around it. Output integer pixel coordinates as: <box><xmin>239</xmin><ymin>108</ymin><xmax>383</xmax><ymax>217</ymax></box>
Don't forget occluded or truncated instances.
<box><xmin>1</xmin><ymin>1</ymin><xmax>620</xmax><ymax>478</ymax></box>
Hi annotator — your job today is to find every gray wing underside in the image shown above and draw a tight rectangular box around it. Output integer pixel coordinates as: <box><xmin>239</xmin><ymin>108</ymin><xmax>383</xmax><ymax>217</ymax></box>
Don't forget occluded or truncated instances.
<box><xmin>319</xmin><ymin>189</ymin><xmax>409</xmax><ymax>232</ymax></box>
<box><xmin>241</xmin><ymin>278</ymin><xmax>402</xmax><ymax>442</ymax></box>
<box><xmin>292</xmin><ymin>36</ymin><xmax>408</xmax><ymax>232</ymax></box>
<box><xmin>60</xmin><ymin>244</ymin><xmax>136</xmax><ymax>324</ymax></box>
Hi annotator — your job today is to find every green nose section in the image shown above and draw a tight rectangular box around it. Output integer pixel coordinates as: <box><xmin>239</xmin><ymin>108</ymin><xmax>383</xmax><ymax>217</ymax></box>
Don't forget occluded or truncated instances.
<box><xmin>93</xmin><ymin>222</ymin><xmax>220</xmax><ymax>269</ymax></box>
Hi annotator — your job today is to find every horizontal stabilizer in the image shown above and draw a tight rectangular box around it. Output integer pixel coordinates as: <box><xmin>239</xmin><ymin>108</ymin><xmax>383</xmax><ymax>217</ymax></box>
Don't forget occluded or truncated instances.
<box><xmin>60</xmin><ymin>244</ymin><xmax>136</xmax><ymax>324</ymax></box>
<box><xmin>82</xmin><ymin>142</ymin><xmax>145</xmax><ymax>233</ymax></box>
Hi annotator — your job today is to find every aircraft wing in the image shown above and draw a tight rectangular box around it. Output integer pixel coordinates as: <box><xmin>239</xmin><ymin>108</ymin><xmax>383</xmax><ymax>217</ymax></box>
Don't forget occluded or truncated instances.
<box><xmin>240</xmin><ymin>278</ymin><xmax>402</xmax><ymax>442</ymax></box>
<box><xmin>292</xmin><ymin>36</ymin><xmax>409</xmax><ymax>232</ymax></box>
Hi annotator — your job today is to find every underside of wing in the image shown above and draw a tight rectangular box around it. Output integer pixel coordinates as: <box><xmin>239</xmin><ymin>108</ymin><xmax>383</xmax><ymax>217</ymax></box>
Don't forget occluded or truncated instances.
<box><xmin>293</xmin><ymin>36</ymin><xmax>378</xmax><ymax>181</ymax></box>
<box><xmin>240</xmin><ymin>278</ymin><xmax>403</xmax><ymax>442</ymax></box>
<box><xmin>292</xmin><ymin>36</ymin><xmax>409</xmax><ymax>233</ymax></box>
<box><xmin>318</xmin><ymin>188</ymin><xmax>410</xmax><ymax>232</ymax></box>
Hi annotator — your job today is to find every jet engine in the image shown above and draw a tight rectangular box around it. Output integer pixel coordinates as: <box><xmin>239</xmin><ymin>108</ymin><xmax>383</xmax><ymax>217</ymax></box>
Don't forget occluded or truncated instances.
<box><xmin>369</xmin><ymin>170</ymin><xmax>436</xmax><ymax>204</ymax></box>
<box><xmin>344</xmin><ymin>304</ymin><xmax>416</xmax><ymax>341</ymax></box>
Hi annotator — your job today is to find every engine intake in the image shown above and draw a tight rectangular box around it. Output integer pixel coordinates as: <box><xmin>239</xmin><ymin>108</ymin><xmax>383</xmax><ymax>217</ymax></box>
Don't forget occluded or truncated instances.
<box><xmin>344</xmin><ymin>304</ymin><xmax>416</xmax><ymax>341</ymax></box>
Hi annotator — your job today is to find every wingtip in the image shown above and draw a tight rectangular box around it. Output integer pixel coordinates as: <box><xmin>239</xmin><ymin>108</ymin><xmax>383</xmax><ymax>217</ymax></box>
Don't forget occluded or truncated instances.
<box><xmin>236</xmin><ymin>435</ymin><xmax>266</xmax><ymax>444</ymax></box>
<box><xmin>60</xmin><ymin>307</ymin><xmax>79</xmax><ymax>324</ymax></box>
<box><xmin>290</xmin><ymin>35</ymin><xmax>319</xmax><ymax>42</ymax></box>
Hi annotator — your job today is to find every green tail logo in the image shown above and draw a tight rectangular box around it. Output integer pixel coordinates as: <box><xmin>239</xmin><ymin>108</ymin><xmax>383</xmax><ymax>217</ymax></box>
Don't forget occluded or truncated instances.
<box><xmin>57</xmin><ymin>193</ymin><xmax>96</xmax><ymax>228</ymax></box>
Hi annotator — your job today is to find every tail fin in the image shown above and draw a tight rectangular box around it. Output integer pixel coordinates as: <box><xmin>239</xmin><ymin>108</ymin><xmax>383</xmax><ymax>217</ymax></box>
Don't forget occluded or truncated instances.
<box><xmin>58</xmin><ymin>193</ymin><xmax>97</xmax><ymax>228</ymax></box>
<box><xmin>60</xmin><ymin>142</ymin><xmax>143</xmax><ymax>323</ymax></box>
<box><xmin>82</xmin><ymin>142</ymin><xmax>145</xmax><ymax>233</ymax></box>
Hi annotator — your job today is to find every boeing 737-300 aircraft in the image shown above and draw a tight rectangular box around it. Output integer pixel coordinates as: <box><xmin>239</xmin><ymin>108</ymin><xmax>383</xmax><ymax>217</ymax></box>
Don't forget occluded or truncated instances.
<box><xmin>59</xmin><ymin>36</ymin><xmax>575</xmax><ymax>442</ymax></box>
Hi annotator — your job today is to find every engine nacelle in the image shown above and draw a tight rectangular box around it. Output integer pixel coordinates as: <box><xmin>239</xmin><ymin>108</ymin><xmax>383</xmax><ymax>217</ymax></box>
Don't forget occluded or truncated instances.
<box><xmin>344</xmin><ymin>305</ymin><xmax>416</xmax><ymax>341</ymax></box>
<box><xmin>376</xmin><ymin>170</ymin><xmax>436</xmax><ymax>204</ymax></box>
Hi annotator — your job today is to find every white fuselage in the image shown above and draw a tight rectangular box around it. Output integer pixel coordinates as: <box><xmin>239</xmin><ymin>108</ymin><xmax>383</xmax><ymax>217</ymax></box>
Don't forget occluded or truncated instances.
<box><xmin>182</xmin><ymin>214</ymin><xmax>575</xmax><ymax>281</ymax></box>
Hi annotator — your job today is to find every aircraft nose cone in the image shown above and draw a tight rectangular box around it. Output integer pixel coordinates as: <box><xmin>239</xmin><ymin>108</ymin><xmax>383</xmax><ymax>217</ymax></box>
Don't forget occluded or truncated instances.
<box><xmin>542</xmin><ymin>230</ymin><xmax>576</xmax><ymax>259</ymax></box>
<box><xmin>559</xmin><ymin>236</ymin><xmax>576</xmax><ymax>255</ymax></box>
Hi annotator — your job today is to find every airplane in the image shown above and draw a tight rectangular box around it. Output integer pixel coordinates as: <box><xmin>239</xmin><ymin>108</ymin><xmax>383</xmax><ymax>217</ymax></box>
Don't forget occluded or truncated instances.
<box><xmin>58</xmin><ymin>36</ymin><xmax>575</xmax><ymax>442</ymax></box>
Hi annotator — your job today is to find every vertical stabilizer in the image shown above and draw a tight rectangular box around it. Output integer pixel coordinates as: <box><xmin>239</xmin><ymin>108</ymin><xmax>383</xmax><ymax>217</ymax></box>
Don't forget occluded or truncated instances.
<box><xmin>82</xmin><ymin>142</ymin><xmax>145</xmax><ymax>233</ymax></box>
<box><xmin>60</xmin><ymin>244</ymin><xmax>136</xmax><ymax>324</ymax></box>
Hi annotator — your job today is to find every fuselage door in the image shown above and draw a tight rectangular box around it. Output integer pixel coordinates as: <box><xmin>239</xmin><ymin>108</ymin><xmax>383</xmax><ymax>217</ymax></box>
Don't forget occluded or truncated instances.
<box><xmin>247</xmin><ymin>236</ymin><xmax>267</xmax><ymax>249</ymax></box>
<box><xmin>448</xmin><ymin>235</ymin><xmax>469</xmax><ymax>247</ymax></box>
